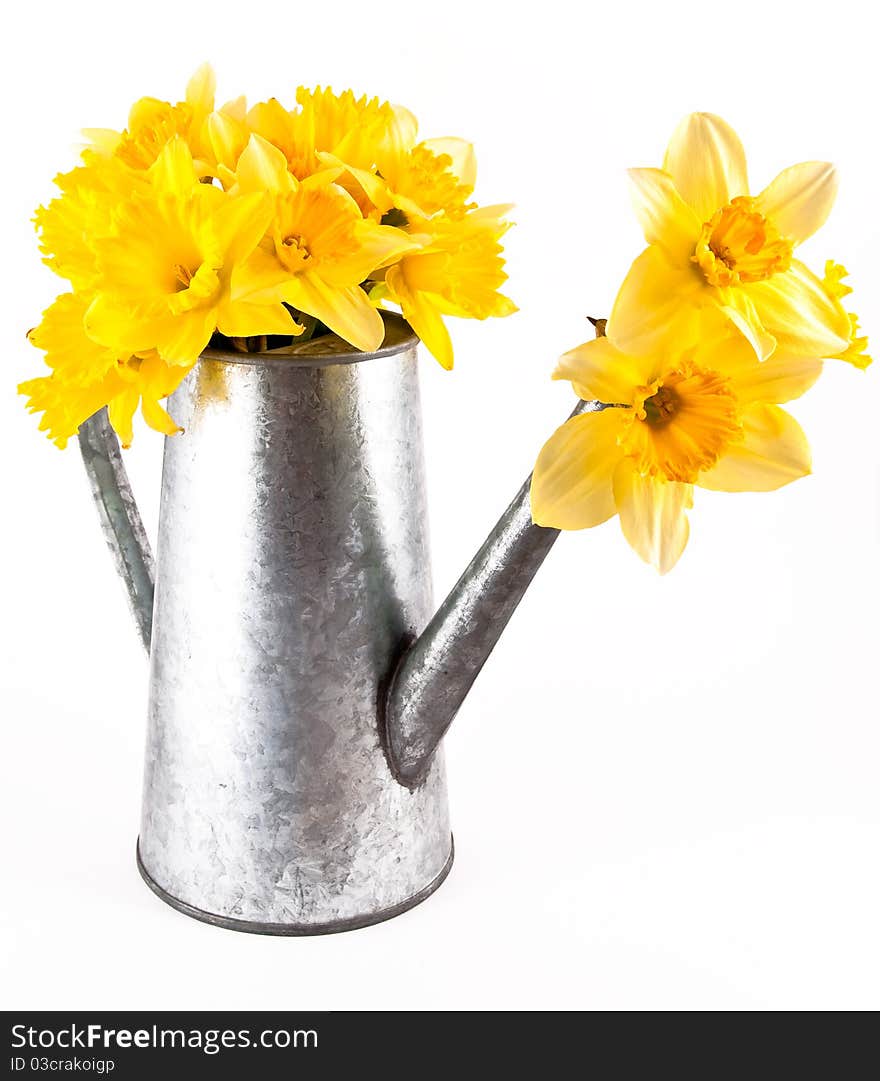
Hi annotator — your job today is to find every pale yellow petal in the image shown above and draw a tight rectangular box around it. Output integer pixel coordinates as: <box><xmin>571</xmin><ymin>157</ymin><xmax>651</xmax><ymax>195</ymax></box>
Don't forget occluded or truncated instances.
<box><xmin>662</xmin><ymin>112</ymin><xmax>749</xmax><ymax>221</ymax></box>
<box><xmin>715</xmin><ymin>289</ymin><xmax>777</xmax><ymax>360</ymax></box>
<box><xmin>755</xmin><ymin>162</ymin><xmax>838</xmax><ymax>245</ymax></box>
<box><xmin>744</xmin><ymin>259</ymin><xmax>851</xmax><ymax>355</ymax></box>
<box><xmin>149</xmin><ymin>136</ymin><xmax>199</xmax><ymax>196</ymax></box>
<box><xmin>530</xmin><ymin>408</ymin><xmax>627</xmax><ymax>530</ymax></box>
<box><xmin>421</xmin><ymin>137</ymin><xmax>477</xmax><ymax>188</ymax></box>
<box><xmin>627</xmin><ymin>168</ymin><xmax>700</xmax><ymax>260</ymax></box>
<box><xmin>698</xmin><ymin>403</ymin><xmax>811</xmax><ymax>492</ymax></box>
<box><xmin>728</xmin><ymin>353</ymin><xmax>823</xmax><ymax>405</ymax></box>
<box><xmin>553</xmin><ymin>337</ymin><xmax>650</xmax><ymax>404</ymax></box>
<box><xmin>235</xmin><ymin>134</ymin><xmax>292</xmax><ymax>193</ymax></box>
<box><xmin>185</xmin><ymin>63</ymin><xmax>216</xmax><ymax>115</ymax></box>
<box><xmin>282</xmin><ymin>274</ymin><xmax>385</xmax><ymax>353</ymax></box>
<box><xmin>207</xmin><ymin>110</ymin><xmax>247</xmax><ymax>170</ymax></box>
<box><xmin>607</xmin><ymin>246</ymin><xmax>703</xmax><ymax>356</ymax></box>
<box><xmin>612</xmin><ymin>460</ymin><xmax>693</xmax><ymax>574</ymax></box>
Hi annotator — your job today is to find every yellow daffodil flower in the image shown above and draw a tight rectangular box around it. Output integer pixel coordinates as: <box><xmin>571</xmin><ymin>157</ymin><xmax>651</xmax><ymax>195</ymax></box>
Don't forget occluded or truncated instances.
<box><xmin>24</xmin><ymin>69</ymin><xmax>515</xmax><ymax>445</ymax></box>
<box><xmin>91</xmin><ymin>63</ymin><xmax>217</xmax><ymax>174</ymax></box>
<box><xmin>377</xmin><ymin>207</ymin><xmax>516</xmax><ymax>368</ymax></box>
<box><xmin>531</xmin><ymin>329</ymin><xmax>828</xmax><ymax>573</ymax></box>
<box><xmin>83</xmin><ymin>137</ymin><xmax>300</xmax><ymax>365</ymax></box>
<box><xmin>232</xmin><ymin>135</ymin><xmax>417</xmax><ymax>352</ymax></box>
<box><xmin>21</xmin><ymin>293</ymin><xmax>188</xmax><ymax>447</ymax></box>
<box><xmin>34</xmin><ymin>154</ymin><xmax>146</xmax><ymax>291</ymax></box>
<box><xmin>268</xmin><ymin>88</ymin><xmax>475</xmax><ymax>223</ymax></box>
<box><xmin>609</xmin><ymin>113</ymin><xmax>852</xmax><ymax>360</ymax></box>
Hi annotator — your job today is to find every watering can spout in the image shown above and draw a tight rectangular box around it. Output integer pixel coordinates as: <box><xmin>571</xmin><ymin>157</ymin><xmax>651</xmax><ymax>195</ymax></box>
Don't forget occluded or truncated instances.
<box><xmin>384</xmin><ymin>399</ymin><xmax>597</xmax><ymax>786</ymax></box>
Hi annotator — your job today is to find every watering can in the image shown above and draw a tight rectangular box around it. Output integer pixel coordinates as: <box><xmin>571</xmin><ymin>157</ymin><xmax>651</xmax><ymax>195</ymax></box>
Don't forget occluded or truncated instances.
<box><xmin>79</xmin><ymin>312</ymin><xmax>591</xmax><ymax>934</ymax></box>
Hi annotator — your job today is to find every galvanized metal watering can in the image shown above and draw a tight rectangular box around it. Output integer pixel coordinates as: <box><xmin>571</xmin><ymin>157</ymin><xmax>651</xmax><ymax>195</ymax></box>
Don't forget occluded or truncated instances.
<box><xmin>79</xmin><ymin>313</ymin><xmax>589</xmax><ymax>935</ymax></box>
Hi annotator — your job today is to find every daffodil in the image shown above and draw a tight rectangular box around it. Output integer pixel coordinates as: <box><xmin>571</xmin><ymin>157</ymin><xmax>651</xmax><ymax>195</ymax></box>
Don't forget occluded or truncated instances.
<box><xmin>84</xmin><ymin>137</ymin><xmax>300</xmax><ymax>365</ymax></box>
<box><xmin>21</xmin><ymin>293</ymin><xmax>188</xmax><ymax>447</ymax></box>
<box><xmin>530</xmin><ymin>328</ymin><xmax>826</xmax><ymax>573</ymax></box>
<box><xmin>34</xmin><ymin>154</ymin><xmax>145</xmax><ymax>291</ymax></box>
<box><xmin>88</xmin><ymin>63</ymin><xmax>217</xmax><ymax>175</ymax></box>
<box><xmin>609</xmin><ymin>112</ymin><xmax>852</xmax><ymax>360</ymax></box>
<box><xmin>24</xmin><ymin>71</ymin><xmax>515</xmax><ymax>446</ymax></box>
<box><xmin>377</xmin><ymin>206</ymin><xmax>516</xmax><ymax>368</ymax></box>
<box><xmin>232</xmin><ymin>135</ymin><xmax>416</xmax><ymax>351</ymax></box>
<box><xmin>287</xmin><ymin>88</ymin><xmax>475</xmax><ymax>223</ymax></box>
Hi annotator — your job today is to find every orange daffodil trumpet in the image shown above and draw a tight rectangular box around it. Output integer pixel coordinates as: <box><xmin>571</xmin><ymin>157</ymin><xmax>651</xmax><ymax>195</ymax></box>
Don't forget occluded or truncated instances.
<box><xmin>531</xmin><ymin>113</ymin><xmax>870</xmax><ymax>574</ymax></box>
<box><xmin>21</xmin><ymin>66</ymin><xmax>514</xmax><ymax>447</ymax></box>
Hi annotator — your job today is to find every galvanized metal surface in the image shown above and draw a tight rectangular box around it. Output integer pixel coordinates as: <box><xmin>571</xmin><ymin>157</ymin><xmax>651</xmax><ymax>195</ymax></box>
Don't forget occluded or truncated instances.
<box><xmin>384</xmin><ymin>399</ymin><xmax>599</xmax><ymax>785</ymax></box>
<box><xmin>136</xmin><ymin>839</ymin><xmax>454</xmax><ymax>936</ymax></box>
<box><xmin>140</xmin><ymin>318</ymin><xmax>452</xmax><ymax>929</ymax></box>
<box><xmin>77</xmin><ymin>311</ymin><xmax>592</xmax><ymax>933</ymax></box>
<box><xmin>78</xmin><ymin>408</ymin><xmax>155</xmax><ymax>654</ymax></box>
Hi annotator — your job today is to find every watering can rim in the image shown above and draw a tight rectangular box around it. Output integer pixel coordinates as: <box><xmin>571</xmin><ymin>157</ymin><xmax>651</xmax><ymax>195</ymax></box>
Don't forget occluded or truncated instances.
<box><xmin>200</xmin><ymin>311</ymin><xmax>417</xmax><ymax>370</ymax></box>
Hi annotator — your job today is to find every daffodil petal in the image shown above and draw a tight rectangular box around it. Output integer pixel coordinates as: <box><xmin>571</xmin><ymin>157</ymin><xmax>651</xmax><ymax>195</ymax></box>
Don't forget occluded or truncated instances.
<box><xmin>318</xmin><ymin>222</ymin><xmax>420</xmax><ymax>286</ymax></box>
<box><xmin>207</xmin><ymin>110</ymin><xmax>247</xmax><ymax>171</ymax></box>
<box><xmin>149</xmin><ymin>137</ymin><xmax>199</xmax><ymax>197</ymax></box>
<box><xmin>231</xmin><ymin>248</ymin><xmax>290</xmax><ymax>301</ymax></box>
<box><xmin>141</xmin><ymin>395</ymin><xmax>182</xmax><ymax>437</ymax></box>
<box><xmin>698</xmin><ymin>403</ymin><xmax>811</xmax><ymax>492</ymax></box>
<box><xmin>715</xmin><ymin>289</ymin><xmax>777</xmax><ymax>360</ymax></box>
<box><xmin>530</xmin><ymin>408</ymin><xmax>626</xmax><ymax>530</ymax></box>
<box><xmin>84</xmin><ymin>296</ymin><xmax>159</xmax><ymax>355</ymax></box>
<box><xmin>282</xmin><ymin>274</ymin><xmax>385</xmax><ymax>353</ymax></box>
<box><xmin>755</xmin><ymin>162</ymin><xmax>838</xmax><ymax>246</ymax></box>
<box><xmin>235</xmin><ymin>134</ymin><xmax>292</xmax><ymax>194</ymax></box>
<box><xmin>388</xmin><ymin>274</ymin><xmax>454</xmax><ymax>369</ymax></box>
<box><xmin>663</xmin><ymin>112</ymin><xmax>749</xmax><ymax>221</ymax></box>
<box><xmin>186</xmin><ymin>63</ymin><xmax>216</xmax><ymax>115</ymax></box>
<box><xmin>744</xmin><ymin>259</ymin><xmax>851</xmax><ymax>355</ymax></box>
<box><xmin>607</xmin><ymin>246</ymin><xmax>703</xmax><ymax>356</ymax></box>
<box><xmin>215</xmin><ymin>298</ymin><xmax>300</xmax><ymax>338</ymax></box>
<box><xmin>154</xmin><ymin>309</ymin><xmax>216</xmax><ymax>366</ymax></box>
<box><xmin>108</xmin><ymin>388</ymin><xmax>140</xmax><ymax>448</ymax></box>
<box><xmin>612</xmin><ymin>460</ymin><xmax>693</xmax><ymax>574</ymax></box>
<box><xmin>627</xmin><ymin>168</ymin><xmax>700</xmax><ymax>260</ymax></box>
<box><xmin>729</xmin><ymin>353</ymin><xmax>823</xmax><ymax>405</ymax></box>
<box><xmin>421</xmin><ymin>137</ymin><xmax>477</xmax><ymax>188</ymax></box>
<box><xmin>212</xmin><ymin>192</ymin><xmax>273</xmax><ymax>265</ymax></box>
<box><xmin>553</xmin><ymin>337</ymin><xmax>650</xmax><ymax>404</ymax></box>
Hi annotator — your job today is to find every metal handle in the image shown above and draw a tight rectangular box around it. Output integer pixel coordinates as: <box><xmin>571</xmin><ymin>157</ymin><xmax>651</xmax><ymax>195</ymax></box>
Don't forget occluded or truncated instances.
<box><xmin>78</xmin><ymin>407</ymin><xmax>155</xmax><ymax>654</ymax></box>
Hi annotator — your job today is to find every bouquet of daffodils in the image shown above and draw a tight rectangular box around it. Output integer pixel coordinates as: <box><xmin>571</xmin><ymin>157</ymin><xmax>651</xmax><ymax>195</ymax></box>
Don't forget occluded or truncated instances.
<box><xmin>22</xmin><ymin>65</ymin><xmax>514</xmax><ymax>447</ymax></box>
<box><xmin>22</xmin><ymin>75</ymin><xmax>870</xmax><ymax>575</ymax></box>
<box><xmin>531</xmin><ymin>113</ymin><xmax>870</xmax><ymax>572</ymax></box>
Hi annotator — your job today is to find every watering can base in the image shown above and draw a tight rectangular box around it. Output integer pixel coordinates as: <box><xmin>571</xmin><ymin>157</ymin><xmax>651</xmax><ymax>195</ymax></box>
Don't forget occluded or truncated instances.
<box><xmin>135</xmin><ymin>838</ymin><xmax>455</xmax><ymax>937</ymax></box>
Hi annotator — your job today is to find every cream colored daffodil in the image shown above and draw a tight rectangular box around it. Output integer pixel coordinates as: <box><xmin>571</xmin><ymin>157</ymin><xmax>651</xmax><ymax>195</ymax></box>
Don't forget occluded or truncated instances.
<box><xmin>531</xmin><ymin>327</ymin><xmax>825</xmax><ymax>573</ymax></box>
<box><xmin>609</xmin><ymin>113</ymin><xmax>852</xmax><ymax>360</ymax></box>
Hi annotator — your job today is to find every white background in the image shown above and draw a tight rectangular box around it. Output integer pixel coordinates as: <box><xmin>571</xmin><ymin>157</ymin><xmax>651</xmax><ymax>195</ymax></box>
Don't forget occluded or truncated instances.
<box><xmin>1</xmin><ymin>0</ymin><xmax>878</xmax><ymax>1011</ymax></box>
